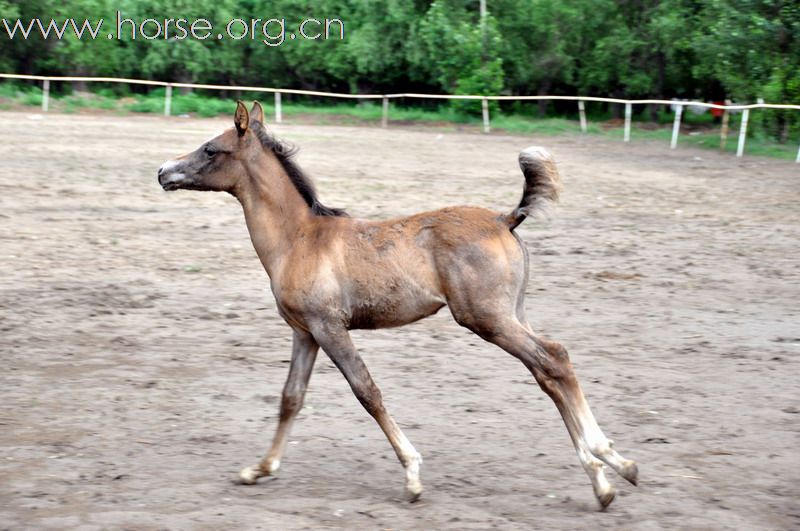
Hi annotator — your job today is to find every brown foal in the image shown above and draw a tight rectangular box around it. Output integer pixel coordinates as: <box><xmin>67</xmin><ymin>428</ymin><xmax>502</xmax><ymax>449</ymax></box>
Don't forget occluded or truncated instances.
<box><xmin>157</xmin><ymin>101</ymin><xmax>638</xmax><ymax>509</ymax></box>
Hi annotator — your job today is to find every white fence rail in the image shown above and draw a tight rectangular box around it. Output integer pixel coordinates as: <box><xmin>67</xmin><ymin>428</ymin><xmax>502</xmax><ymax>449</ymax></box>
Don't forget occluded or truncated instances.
<box><xmin>2</xmin><ymin>73</ymin><xmax>799</xmax><ymax>162</ymax></box>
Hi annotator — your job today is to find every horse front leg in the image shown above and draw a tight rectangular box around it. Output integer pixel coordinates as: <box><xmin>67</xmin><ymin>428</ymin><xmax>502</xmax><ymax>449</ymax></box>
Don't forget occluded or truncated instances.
<box><xmin>239</xmin><ymin>328</ymin><xmax>319</xmax><ymax>484</ymax></box>
<box><xmin>310</xmin><ymin>324</ymin><xmax>424</xmax><ymax>502</ymax></box>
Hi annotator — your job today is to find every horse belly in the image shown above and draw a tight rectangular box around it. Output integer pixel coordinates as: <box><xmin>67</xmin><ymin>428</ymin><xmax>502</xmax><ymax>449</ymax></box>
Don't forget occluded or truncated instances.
<box><xmin>346</xmin><ymin>274</ymin><xmax>446</xmax><ymax>329</ymax></box>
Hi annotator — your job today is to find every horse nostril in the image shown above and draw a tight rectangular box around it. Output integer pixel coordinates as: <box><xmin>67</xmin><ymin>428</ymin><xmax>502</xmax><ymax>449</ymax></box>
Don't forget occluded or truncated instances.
<box><xmin>157</xmin><ymin>166</ymin><xmax>165</xmax><ymax>178</ymax></box>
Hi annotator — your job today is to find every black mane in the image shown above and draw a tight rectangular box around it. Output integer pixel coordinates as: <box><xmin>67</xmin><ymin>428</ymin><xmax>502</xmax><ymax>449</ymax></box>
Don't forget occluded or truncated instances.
<box><xmin>252</xmin><ymin>123</ymin><xmax>348</xmax><ymax>217</ymax></box>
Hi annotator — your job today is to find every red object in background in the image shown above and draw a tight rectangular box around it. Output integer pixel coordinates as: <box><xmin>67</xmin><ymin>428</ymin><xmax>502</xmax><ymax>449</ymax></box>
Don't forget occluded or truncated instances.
<box><xmin>710</xmin><ymin>101</ymin><xmax>725</xmax><ymax>118</ymax></box>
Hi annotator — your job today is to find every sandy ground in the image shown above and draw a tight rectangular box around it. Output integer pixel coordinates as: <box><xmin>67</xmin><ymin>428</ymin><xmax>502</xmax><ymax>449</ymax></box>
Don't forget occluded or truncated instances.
<box><xmin>1</xmin><ymin>110</ymin><xmax>799</xmax><ymax>530</ymax></box>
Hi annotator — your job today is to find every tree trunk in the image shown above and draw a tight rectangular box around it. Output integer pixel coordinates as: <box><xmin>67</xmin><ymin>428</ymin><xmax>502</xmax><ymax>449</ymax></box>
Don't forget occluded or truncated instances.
<box><xmin>650</xmin><ymin>52</ymin><xmax>666</xmax><ymax>122</ymax></box>
<box><xmin>175</xmin><ymin>71</ymin><xmax>193</xmax><ymax>95</ymax></box>
<box><xmin>778</xmin><ymin>115</ymin><xmax>789</xmax><ymax>144</ymax></box>
<box><xmin>537</xmin><ymin>79</ymin><xmax>551</xmax><ymax>117</ymax></box>
<box><xmin>70</xmin><ymin>66</ymin><xmax>89</xmax><ymax>94</ymax></box>
<box><xmin>649</xmin><ymin>103</ymin><xmax>660</xmax><ymax>122</ymax></box>
<box><xmin>611</xmin><ymin>89</ymin><xmax>624</xmax><ymax>119</ymax></box>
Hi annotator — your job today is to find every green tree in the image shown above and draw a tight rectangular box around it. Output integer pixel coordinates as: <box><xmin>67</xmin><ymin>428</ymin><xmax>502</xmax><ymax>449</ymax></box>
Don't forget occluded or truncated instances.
<box><xmin>0</xmin><ymin>0</ymin><xmax>797</xmax><ymax>138</ymax></box>
<box><xmin>495</xmin><ymin>0</ymin><xmax>607</xmax><ymax>115</ymax></box>
<box><xmin>578</xmin><ymin>0</ymin><xmax>698</xmax><ymax>117</ymax></box>
<box><xmin>408</xmin><ymin>0</ymin><xmax>504</xmax><ymax>113</ymax></box>
<box><xmin>342</xmin><ymin>0</ymin><xmax>420</xmax><ymax>92</ymax></box>
<box><xmin>693</xmin><ymin>0</ymin><xmax>800</xmax><ymax>140</ymax></box>
<box><xmin>45</xmin><ymin>0</ymin><xmax>136</xmax><ymax>89</ymax></box>
<box><xmin>0</xmin><ymin>0</ymin><xmax>20</xmax><ymax>71</ymax></box>
<box><xmin>252</xmin><ymin>0</ymin><xmax>355</xmax><ymax>91</ymax></box>
<box><xmin>1</xmin><ymin>0</ymin><xmax>55</xmax><ymax>76</ymax></box>
<box><xmin>120</xmin><ymin>0</ymin><xmax>243</xmax><ymax>88</ymax></box>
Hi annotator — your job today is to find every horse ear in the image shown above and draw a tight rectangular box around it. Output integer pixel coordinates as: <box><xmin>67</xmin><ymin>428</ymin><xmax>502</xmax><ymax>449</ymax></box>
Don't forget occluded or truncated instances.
<box><xmin>250</xmin><ymin>101</ymin><xmax>264</xmax><ymax>124</ymax></box>
<box><xmin>234</xmin><ymin>100</ymin><xmax>249</xmax><ymax>136</ymax></box>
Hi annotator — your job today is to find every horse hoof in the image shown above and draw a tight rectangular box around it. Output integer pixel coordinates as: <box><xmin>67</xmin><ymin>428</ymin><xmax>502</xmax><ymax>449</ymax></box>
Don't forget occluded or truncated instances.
<box><xmin>405</xmin><ymin>482</ymin><xmax>423</xmax><ymax>503</ymax></box>
<box><xmin>597</xmin><ymin>488</ymin><xmax>616</xmax><ymax>510</ymax></box>
<box><xmin>238</xmin><ymin>466</ymin><xmax>263</xmax><ymax>485</ymax></box>
<box><xmin>621</xmin><ymin>460</ymin><xmax>639</xmax><ymax>486</ymax></box>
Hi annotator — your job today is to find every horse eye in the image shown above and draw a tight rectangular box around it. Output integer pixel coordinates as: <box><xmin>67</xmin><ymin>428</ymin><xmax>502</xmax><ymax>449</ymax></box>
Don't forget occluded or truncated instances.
<box><xmin>204</xmin><ymin>145</ymin><xmax>218</xmax><ymax>157</ymax></box>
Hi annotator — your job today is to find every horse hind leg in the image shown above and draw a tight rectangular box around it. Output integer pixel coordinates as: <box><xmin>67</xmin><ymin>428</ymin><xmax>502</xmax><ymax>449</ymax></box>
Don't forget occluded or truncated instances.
<box><xmin>461</xmin><ymin>315</ymin><xmax>638</xmax><ymax>509</ymax></box>
<box><xmin>533</xmin><ymin>340</ymin><xmax>638</xmax><ymax>501</ymax></box>
<box><xmin>526</xmin><ymin>335</ymin><xmax>638</xmax><ymax>484</ymax></box>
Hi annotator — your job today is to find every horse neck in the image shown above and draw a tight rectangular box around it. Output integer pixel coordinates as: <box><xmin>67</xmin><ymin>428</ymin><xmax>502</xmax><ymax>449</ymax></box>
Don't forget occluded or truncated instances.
<box><xmin>234</xmin><ymin>150</ymin><xmax>312</xmax><ymax>277</ymax></box>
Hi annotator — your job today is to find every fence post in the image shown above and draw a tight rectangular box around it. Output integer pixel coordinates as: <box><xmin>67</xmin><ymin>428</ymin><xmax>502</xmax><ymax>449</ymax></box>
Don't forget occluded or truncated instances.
<box><xmin>578</xmin><ymin>99</ymin><xmax>587</xmax><ymax>133</ymax></box>
<box><xmin>42</xmin><ymin>79</ymin><xmax>50</xmax><ymax>112</ymax></box>
<box><xmin>481</xmin><ymin>98</ymin><xmax>490</xmax><ymax>134</ymax></box>
<box><xmin>624</xmin><ymin>102</ymin><xmax>632</xmax><ymax>142</ymax></box>
<box><xmin>274</xmin><ymin>92</ymin><xmax>282</xmax><ymax>123</ymax></box>
<box><xmin>670</xmin><ymin>104</ymin><xmax>683</xmax><ymax>149</ymax></box>
<box><xmin>164</xmin><ymin>84</ymin><xmax>172</xmax><ymax>116</ymax></box>
<box><xmin>736</xmin><ymin>108</ymin><xmax>749</xmax><ymax>157</ymax></box>
<box><xmin>719</xmin><ymin>99</ymin><xmax>731</xmax><ymax>150</ymax></box>
<box><xmin>381</xmin><ymin>96</ymin><xmax>389</xmax><ymax>128</ymax></box>
<box><xmin>796</xmin><ymin>142</ymin><xmax>800</xmax><ymax>163</ymax></box>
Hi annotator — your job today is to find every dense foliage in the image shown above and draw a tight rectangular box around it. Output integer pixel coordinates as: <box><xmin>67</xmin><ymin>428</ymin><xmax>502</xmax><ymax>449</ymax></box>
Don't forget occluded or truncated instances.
<box><xmin>2</xmin><ymin>0</ymin><xmax>798</xmax><ymax>138</ymax></box>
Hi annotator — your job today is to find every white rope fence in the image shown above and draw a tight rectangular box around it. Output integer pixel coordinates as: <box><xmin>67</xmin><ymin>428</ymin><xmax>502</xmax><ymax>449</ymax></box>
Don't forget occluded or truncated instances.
<box><xmin>3</xmin><ymin>73</ymin><xmax>799</xmax><ymax>162</ymax></box>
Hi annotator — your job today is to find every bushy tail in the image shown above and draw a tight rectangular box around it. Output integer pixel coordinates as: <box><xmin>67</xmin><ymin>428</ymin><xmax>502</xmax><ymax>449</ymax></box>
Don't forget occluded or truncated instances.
<box><xmin>504</xmin><ymin>146</ymin><xmax>562</xmax><ymax>230</ymax></box>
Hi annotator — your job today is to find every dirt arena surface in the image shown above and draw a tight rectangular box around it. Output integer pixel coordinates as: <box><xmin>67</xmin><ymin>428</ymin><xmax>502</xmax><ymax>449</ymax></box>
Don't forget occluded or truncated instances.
<box><xmin>1</xmin><ymin>110</ymin><xmax>798</xmax><ymax>530</ymax></box>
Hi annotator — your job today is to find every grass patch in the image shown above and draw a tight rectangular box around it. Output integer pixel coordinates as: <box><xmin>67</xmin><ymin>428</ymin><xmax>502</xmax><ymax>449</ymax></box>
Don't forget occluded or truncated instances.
<box><xmin>126</xmin><ymin>95</ymin><xmax>163</xmax><ymax>114</ymax></box>
<box><xmin>61</xmin><ymin>94</ymin><xmax>92</xmax><ymax>113</ymax></box>
<box><xmin>20</xmin><ymin>89</ymin><xmax>43</xmax><ymax>107</ymax></box>
<box><xmin>2</xmin><ymin>80</ymin><xmax>797</xmax><ymax>160</ymax></box>
<box><xmin>173</xmin><ymin>93</ymin><xmax>239</xmax><ymax>117</ymax></box>
<box><xmin>279</xmin><ymin>100</ymin><xmax>474</xmax><ymax>126</ymax></box>
<box><xmin>492</xmin><ymin>114</ymin><xmax>603</xmax><ymax>135</ymax></box>
<box><xmin>0</xmin><ymin>83</ymin><xmax>20</xmax><ymax>98</ymax></box>
<box><xmin>599</xmin><ymin>121</ymin><xmax>799</xmax><ymax>161</ymax></box>
<box><xmin>0</xmin><ymin>82</ymin><xmax>44</xmax><ymax>106</ymax></box>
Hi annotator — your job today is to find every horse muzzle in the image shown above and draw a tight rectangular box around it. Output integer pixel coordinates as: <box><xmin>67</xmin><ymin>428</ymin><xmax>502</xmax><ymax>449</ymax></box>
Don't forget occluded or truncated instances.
<box><xmin>158</xmin><ymin>160</ymin><xmax>190</xmax><ymax>191</ymax></box>
<box><xmin>159</xmin><ymin>172</ymin><xmax>189</xmax><ymax>191</ymax></box>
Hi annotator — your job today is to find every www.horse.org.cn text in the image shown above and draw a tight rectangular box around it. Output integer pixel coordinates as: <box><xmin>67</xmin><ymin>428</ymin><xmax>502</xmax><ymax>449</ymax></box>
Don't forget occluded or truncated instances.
<box><xmin>1</xmin><ymin>13</ymin><xmax>346</xmax><ymax>47</ymax></box>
